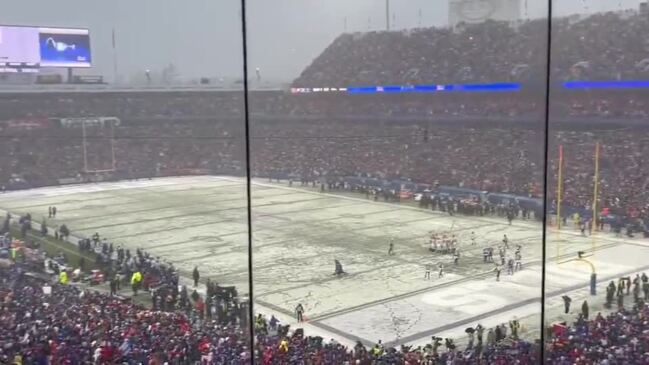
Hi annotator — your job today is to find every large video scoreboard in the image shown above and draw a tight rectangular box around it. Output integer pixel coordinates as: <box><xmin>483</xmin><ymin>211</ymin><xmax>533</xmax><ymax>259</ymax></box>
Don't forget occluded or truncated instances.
<box><xmin>0</xmin><ymin>25</ymin><xmax>91</xmax><ymax>72</ymax></box>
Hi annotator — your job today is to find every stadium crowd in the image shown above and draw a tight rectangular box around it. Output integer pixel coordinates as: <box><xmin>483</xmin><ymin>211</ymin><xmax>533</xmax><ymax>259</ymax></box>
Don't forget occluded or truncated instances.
<box><xmin>4</xmin><ymin>114</ymin><xmax>647</xmax><ymax>228</ymax></box>
<box><xmin>2</xmin><ymin>204</ymin><xmax>649</xmax><ymax>364</ymax></box>
<box><xmin>2</xmin><ymin>209</ymin><xmax>541</xmax><ymax>365</ymax></box>
<box><xmin>293</xmin><ymin>11</ymin><xmax>649</xmax><ymax>86</ymax></box>
<box><xmin>547</xmin><ymin>304</ymin><xmax>649</xmax><ymax>364</ymax></box>
<box><xmin>3</xmin><ymin>208</ymin><xmax>539</xmax><ymax>365</ymax></box>
<box><xmin>0</xmin><ymin>10</ymin><xmax>647</xmax><ymax>221</ymax></box>
<box><xmin>0</xmin><ymin>265</ymin><xmax>252</xmax><ymax>365</ymax></box>
<box><xmin>2</xmin><ymin>11</ymin><xmax>649</xmax><ymax>223</ymax></box>
<box><xmin>1</xmin><ymin>7</ymin><xmax>649</xmax><ymax>364</ymax></box>
<box><xmin>5</xmin><ymin>255</ymin><xmax>649</xmax><ymax>364</ymax></box>
<box><xmin>0</xmin><ymin>260</ymin><xmax>541</xmax><ymax>365</ymax></box>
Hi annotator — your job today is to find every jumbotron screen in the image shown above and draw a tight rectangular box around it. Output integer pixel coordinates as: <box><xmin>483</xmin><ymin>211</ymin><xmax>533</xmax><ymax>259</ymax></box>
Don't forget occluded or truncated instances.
<box><xmin>0</xmin><ymin>25</ymin><xmax>91</xmax><ymax>69</ymax></box>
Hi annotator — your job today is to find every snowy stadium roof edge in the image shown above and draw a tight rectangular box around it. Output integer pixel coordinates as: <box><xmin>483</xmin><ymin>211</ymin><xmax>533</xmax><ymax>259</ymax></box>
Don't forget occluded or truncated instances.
<box><xmin>0</xmin><ymin>84</ymin><xmax>283</xmax><ymax>94</ymax></box>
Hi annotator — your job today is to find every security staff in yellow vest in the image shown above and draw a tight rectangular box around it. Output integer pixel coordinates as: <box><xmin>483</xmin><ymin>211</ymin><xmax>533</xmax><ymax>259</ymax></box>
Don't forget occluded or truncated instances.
<box><xmin>278</xmin><ymin>338</ymin><xmax>289</xmax><ymax>353</ymax></box>
<box><xmin>131</xmin><ymin>271</ymin><xmax>142</xmax><ymax>296</ymax></box>
<box><xmin>59</xmin><ymin>271</ymin><xmax>69</xmax><ymax>285</ymax></box>
<box><xmin>371</xmin><ymin>341</ymin><xmax>384</xmax><ymax>357</ymax></box>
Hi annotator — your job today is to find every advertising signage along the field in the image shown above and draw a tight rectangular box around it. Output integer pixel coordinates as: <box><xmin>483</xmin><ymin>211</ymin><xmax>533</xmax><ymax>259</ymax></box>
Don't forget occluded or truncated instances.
<box><xmin>58</xmin><ymin>117</ymin><xmax>120</xmax><ymax>128</ymax></box>
<box><xmin>0</xmin><ymin>25</ymin><xmax>91</xmax><ymax>68</ymax></box>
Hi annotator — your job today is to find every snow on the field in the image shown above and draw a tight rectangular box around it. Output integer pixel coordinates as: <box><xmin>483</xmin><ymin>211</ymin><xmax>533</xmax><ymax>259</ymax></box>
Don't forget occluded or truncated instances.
<box><xmin>1</xmin><ymin>176</ymin><xmax>647</xmax><ymax>346</ymax></box>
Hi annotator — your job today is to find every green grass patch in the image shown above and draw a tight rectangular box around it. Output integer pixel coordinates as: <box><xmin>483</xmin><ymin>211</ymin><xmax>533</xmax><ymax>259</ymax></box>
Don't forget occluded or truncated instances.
<box><xmin>11</xmin><ymin>226</ymin><xmax>98</xmax><ymax>270</ymax></box>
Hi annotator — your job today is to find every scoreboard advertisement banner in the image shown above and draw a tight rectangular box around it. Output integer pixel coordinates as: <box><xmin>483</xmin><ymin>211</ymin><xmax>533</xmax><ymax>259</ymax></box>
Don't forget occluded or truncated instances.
<box><xmin>0</xmin><ymin>25</ymin><xmax>91</xmax><ymax>69</ymax></box>
<box><xmin>39</xmin><ymin>28</ymin><xmax>92</xmax><ymax>67</ymax></box>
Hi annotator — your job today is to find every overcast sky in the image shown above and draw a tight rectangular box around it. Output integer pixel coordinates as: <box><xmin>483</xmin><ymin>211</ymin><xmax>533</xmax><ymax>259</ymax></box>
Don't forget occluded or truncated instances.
<box><xmin>2</xmin><ymin>0</ymin><xmax>643</xmax><ymax>83</ymax></box>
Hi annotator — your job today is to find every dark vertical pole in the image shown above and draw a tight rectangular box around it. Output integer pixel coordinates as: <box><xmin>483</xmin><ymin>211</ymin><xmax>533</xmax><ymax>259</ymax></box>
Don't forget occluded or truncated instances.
<box><xmin>239</xmin><ymin>0</ymin><xmax>255</xmax><ymax>363</ymax></box>
<box><xmin>590</xmin><ymin>273</ymin><xmax>597</xmax><ymax>295</ymax></box>
<box><xmin>386</xmin><ymin>0</ymin><xmax>390</xmax><ymax>30</ymax></box>
<box><xmin>112</xmin><ymin>28</ymin><xmax>118</xmax><ymax>83</ymax></box>
<box><xmin>540</xmin><ymin>0</ymin><xmax>554</xmax><ymax>363</ymax></box>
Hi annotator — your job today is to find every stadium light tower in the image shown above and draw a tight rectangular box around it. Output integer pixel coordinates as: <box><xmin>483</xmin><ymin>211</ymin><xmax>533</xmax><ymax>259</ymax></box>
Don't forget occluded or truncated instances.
<box><xmin>386</xmin><ymin>0</ymin><xmax>391</xmax><ymax>30</ymax></box>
